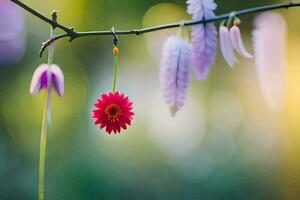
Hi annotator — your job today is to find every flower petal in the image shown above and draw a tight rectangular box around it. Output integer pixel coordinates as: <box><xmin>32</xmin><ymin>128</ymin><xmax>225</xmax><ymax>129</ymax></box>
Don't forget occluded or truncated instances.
<box><xmin>29</xmin><ymin>64</ymin><xmax>48</xmax><ymax>95</ymax></box>
<box><xmin>186</xmin><ymin>0</ymin><xmax>217</xmax><ymax>80</ymax></box>
<box><xmin>51</xmin><ymin>64</ymin><xmax>64</xmax><ymax>96</ymax></box>
<box><xmin>219</xmin><ymin>26</ymin><xmax>235</xmax><ymax>68</ymax></box>
<box><xmin>230</xmin><ymin>25</ymin><xmax>253</xmax><ymax>58</ymax></box>
<box><xmin>253</xmin><ymin>12</ymin><xmax>287</xmax><ymax>111</ymax></box>
<box><xmin>160</xmin><ymin>36</ymin><xmax>192</xmax><ymax>116</ymax></box>
<box><xmin>191</xmin><ymin>24</ymin><xmax>217</xmax><ymax>80</ymax></box>
<box><xmin>187</xmin><ymin>0</ymin><xmax>218</xmax><ymax>80</ymax></box>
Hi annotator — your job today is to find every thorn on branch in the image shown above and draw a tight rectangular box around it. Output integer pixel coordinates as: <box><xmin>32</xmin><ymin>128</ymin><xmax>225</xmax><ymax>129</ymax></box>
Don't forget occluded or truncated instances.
<box><xmin>68</xmin><ymin>27</ymin><xmax>77</xmax><ymax>41</ymax></box>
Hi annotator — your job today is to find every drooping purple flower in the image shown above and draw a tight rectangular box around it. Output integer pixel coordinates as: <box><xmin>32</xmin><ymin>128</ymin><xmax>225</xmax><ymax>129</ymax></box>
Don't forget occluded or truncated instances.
<box><xmin>253</xmin><ymin>13</ymin><xmax>287</xmax><ymax>111</ymax></box>
<box><xmin>30</xmin><ymin>64</ymin><xmax>64</xmax><ymax>96</ymax></box>
<box><xmin>187</xmin><ymin>0</ymin><xmax>218</xmax><ymax>80</ymax></box>
<box><xmin>0</xmin><ymin>0</ymin><xmax>25</xmax><ymax>65</ymax></box>
<box><xmin>219</xmin><ymin>25</ymin><xmax>235</xmax><ymax>68</ymax></box>
<box><xmin>160</xmin><ymin>36</ymin><xmax>192</xmax><ymax>116</ymax></box>
<box><xmin>230</xmin><ymin>25</ymin><xmax>252</xmax><ymax>59</ymax></box>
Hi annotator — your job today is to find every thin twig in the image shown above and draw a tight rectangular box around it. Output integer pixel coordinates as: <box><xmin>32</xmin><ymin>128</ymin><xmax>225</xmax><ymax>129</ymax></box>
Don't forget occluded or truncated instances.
<box><xmin>9</xmin><ymin>0</ymin><xmax>300</xmax><ymax>57</ymax></box>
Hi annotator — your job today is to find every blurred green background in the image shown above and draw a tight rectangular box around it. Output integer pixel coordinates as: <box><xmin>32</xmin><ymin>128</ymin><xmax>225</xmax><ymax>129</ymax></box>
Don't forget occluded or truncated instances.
<box><xmin>1</xmin><ymin>0</ymin><xmax>300</xmax><ymax>199</ymax></box>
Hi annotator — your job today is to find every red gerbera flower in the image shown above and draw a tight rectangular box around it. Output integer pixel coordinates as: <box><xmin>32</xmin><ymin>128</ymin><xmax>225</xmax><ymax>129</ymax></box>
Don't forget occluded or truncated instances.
<box><xmin>92</xmin><ymin>92</ymin><xmax>134</xmax><ymax>134</ymax></box>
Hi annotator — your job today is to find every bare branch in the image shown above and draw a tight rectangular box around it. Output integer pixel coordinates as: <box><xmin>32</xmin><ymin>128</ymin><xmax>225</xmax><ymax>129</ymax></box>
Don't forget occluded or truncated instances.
<box><xmin>9</xmin><ymin>0</ymin><xmax>300</xmax><ymax>57</ymax></box>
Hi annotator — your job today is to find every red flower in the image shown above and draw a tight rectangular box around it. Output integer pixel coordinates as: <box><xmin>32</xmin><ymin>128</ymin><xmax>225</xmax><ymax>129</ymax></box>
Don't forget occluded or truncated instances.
<box><xmin>92</xmin><ymin>92</ymin><xmax>134</xmax><ymax>134</ymax></box>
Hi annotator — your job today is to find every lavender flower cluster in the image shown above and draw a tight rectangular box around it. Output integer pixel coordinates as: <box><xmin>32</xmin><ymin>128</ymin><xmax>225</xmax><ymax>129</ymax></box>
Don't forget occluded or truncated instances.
<box><xmin>160</xmin><ymin>0</ymin><xmax>287</xmax><ymax>115</ymax></box>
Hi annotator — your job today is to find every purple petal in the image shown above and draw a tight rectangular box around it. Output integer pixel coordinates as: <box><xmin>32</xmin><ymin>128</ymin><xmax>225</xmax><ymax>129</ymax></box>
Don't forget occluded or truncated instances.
<box><xmin>253</xmin><ymin>12</ymin><xmax>287</xmax><ymax>111</ymax></box>
<box><xmin>51</xmin><ymin>64</ymin><xmax>64</xmax><ymax>96</ymax></box>
<box><xmin>29</xmin><ymin>64</ymin><xmax>64</xmax><ymax>96</ymax></box>
<box><xmin>29</xmin><ymin>64</ymin><xmax>48</xmax><ymax>95</ymax></box>
<box><xmin>230</xmin><ymin>26</ymin><xmax>253</xmax><ymax>58</ymax></box>
<box><xmin>187</xmin><ymin>0</ymin><xmax>218</xmax><ymax>80</ymax></box>
<box><xmin>219</xmin><ymin>26</ymin><xmax>235</xmax><ymax>68</ymax></box>
<box><xmin>160</xmin><ymin>36</ymin><xmax>192</xmax><ymax>116</ymax></box>
<box><xmin>187</xmin><ymin>0</ymin><xmax>217</xmax><ymax>19</ymax></box>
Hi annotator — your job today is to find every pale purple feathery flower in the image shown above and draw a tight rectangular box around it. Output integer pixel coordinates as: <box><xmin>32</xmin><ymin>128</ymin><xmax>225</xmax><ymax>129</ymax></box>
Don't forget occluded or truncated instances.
<box><xmin>230</xmin><ymin>24</ymin><xmax>252</xmax><ymax>59</ymax></box>
<box><xmin>30</xmin><ymin>64</ymin><xmax>64</xmax><ymax>96</ymax></box>
<box><xmin>187</xmin><ymin>0</ymin><xmax>218</xmax><ymax>80</ymax></box>
<box><xmin>253</xmin><ymin>13</ymin><xmax>287</xmax><ymax>111</ymax></box>
<box><xmin>160</xmin><ymin>36</ymin><xmax>192</xmax><ymax>116</ymax></box>
<box><xmin>219</xmin><ymin>25</ymin><xmax>235</xmax><ymax>68</ymax></box>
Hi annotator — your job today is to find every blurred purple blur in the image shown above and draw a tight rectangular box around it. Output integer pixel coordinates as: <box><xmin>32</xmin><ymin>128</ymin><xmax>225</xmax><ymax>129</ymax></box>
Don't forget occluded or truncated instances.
<box><xmin>0</xmin><ymin>0</ymin><xmax>25</xmax><ymax>65</ymax></box>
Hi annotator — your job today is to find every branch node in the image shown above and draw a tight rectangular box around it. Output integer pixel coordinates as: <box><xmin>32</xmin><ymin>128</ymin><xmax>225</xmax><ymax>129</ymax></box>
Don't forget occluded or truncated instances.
<box><xmin>51</xmin><ymin>23</ymin><xmax>58</xmax><ymax>30</ymax></box>
<box><xmin>132</xmin><ymin>30</ymin><xmax>141</xmax><ymax>35</ymax></box>
<box><xmin>287</xmin><ymin>2</ymin><xmax>294</xmax><ymax>8</ymax></box>
<box><xmin>67</xmin><ymin>27</ymin><xmax>78</xmax><ymax>41</ymax></box>
<box><xmin>68</xmin><ymin>27</ymin><xmax>75</xmax><ymax>35</ymax></box>
<box><xmin>111</xmin><ymin>27</ymin><xmax>119</xmax><ymax>46</ymax></box>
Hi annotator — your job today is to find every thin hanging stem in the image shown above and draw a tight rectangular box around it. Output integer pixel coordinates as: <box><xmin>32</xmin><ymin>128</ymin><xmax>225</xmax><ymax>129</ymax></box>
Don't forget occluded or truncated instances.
<box><xmin>112</xmin><ymin>48</ymin><xmax>119</xmax><ymax>93</ymax></box>
<box><xmin>38</xmin><ymin>90</ymin><xmax>48</xmax><ymax>200</ymax></box>
<box><xmin>46</xmin><ymin>27</ymin><xmax>54</xmax><ymax>124</ymax></box>
<box><xmin>226</xmin><ymin>11</ymin><xmax>236</xmax><ymax>28</ymax></box>
<box><xmin>38</xmin><ymin>24</ymin><xmax>55</xmax><ymax>200</ymax></box>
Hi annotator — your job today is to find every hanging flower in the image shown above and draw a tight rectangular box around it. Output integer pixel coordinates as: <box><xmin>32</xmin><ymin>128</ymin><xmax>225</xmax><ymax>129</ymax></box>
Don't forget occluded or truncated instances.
<box><xmin>30</xmin><ymin>64</ymin><xmax>64</xmax><ymax>96</ymax></box>
<box><xmin>187</xmin><ymin>0</ymin><xmax>218</xmax><ymax>80</ymax></box>
<box><xmin>220</xmin><ymin>19</ymin><xmax>252</xmax><ymax>68</ymax></box>
<box><xmin>92</xmin><ymin>92</ymin><xmax>134</xmax><ymax>134</ymax></box>
<box><xmin>253</xmin><ymin>12</ymin><xmax>287</xmax><ymax>111</ymax></box>
<box><xmin>230</xmin><ymin>20</ymin><xmax>252</xmax><ymax>59</ymax></box>
<box><xmin>219</xmin><ymin>25</ymin><xmax>236</xmax><ymax>68</ymax></box>
<box><xmin>160</xmin><ymin>35</ymin><xmax>192</xmax><ymax>116</ymax></box>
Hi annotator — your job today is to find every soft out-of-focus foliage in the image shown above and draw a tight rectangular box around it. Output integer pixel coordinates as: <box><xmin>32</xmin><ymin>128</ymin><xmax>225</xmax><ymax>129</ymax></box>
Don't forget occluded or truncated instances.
<box><xmin>0</xmin><ymin>0</ymin><xmax>300</xmax><ymax>199</ymax></box>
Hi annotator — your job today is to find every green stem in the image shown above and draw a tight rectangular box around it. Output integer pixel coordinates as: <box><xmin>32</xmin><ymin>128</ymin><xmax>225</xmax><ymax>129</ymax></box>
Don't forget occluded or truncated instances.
<box><xmin>39</xmin><ymin>23</ymin><xmax>55</xmax><ymax>200</ymax></box>
<box><xmin>177</xmin><ymin>22</ymin><xmax>188</xmax><ymax>39</ymax></box>
<box><xmin>226</xmin><ymin>11</ymin><xmax>236</xmax><ymax>28</ymax></box>
<box><xmin>112</xmin><ymin>53</ymin><xmax>118</xmax><ymax>93</ymax></box>
<box><xmin>38</xmin><ymin>91</ymin><xmax>49</xmax><ymax>200</ymax></box>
